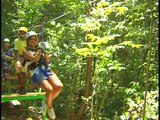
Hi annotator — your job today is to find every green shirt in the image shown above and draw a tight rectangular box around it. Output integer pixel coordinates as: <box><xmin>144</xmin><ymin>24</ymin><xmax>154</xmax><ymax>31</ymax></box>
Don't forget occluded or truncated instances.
<box><xmin>14</xmin><ymin>38</ymin><xmax>26</xmax><ymax>55</ymax></box>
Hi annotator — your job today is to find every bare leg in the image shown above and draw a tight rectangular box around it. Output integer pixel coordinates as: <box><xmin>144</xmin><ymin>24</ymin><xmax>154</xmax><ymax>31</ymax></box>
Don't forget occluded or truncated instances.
<box><xmin>48</xmin><ymin>74</ymin><xmax>63</xmax><ymax>101</ymax></box>
<box><xmin>21</xmin><ymin>72</ymin><xmax>26</xmax><ymax>87</ymax></box>
<box><xmin>40</xmin><ymin>80</ymin><xmax>54</xmax><ymax>109</ymax></box>
<box><xmin>15</xmin><ymin>63</ymin><xmax>25</xmax><ymax>88</ymax></box>
<box><xmin>17</xmin><ymin>72</ymin><xmax>23</xmax><ymax>88</ymax></box>
<box><xmin>39</xmin><ymin>75</ymin><xmax>63</xmax><ymax>109</ymax></box>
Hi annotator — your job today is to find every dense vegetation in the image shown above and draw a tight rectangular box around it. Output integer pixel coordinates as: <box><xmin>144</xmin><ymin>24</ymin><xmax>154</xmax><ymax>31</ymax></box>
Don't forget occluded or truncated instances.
<box><xmin>1</xmin><ymin>0</ymin><xmax>158</xmax><ymax>120</ymax></box>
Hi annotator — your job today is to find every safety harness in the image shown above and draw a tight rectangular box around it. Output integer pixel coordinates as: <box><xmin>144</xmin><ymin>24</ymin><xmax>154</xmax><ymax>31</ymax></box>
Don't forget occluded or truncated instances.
<box><xmin>23</xmin><ymin>48</ymin><xmax>49</xmax><ymax>83</ymax></box>
<box><xmin>31</xmin><ymin>57</ymin><xmax>49</xmax><ymax>84</ymax></box>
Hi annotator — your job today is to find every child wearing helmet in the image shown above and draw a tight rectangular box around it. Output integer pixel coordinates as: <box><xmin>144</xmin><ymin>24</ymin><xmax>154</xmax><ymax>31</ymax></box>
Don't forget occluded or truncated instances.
<box><xmin>14</xmin><ymin>26</ymin><xmax>28</xmax><ymax>94</ymax></box>
<box><xmin>21</xmin><ymin>31</ymin><xmax>63</xmax><ymax>119</ymax></box>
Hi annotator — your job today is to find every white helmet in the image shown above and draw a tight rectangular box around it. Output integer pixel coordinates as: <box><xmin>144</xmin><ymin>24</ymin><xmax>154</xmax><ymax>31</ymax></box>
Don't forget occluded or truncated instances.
<box><xmin>26</xmin><ymin>31</ymin><xmax>37</xmax><ymax>39</ymax></box>
<box><xmin>3</xmin><ymin>38</ymin><xmax>10</xmax><ymax>42</ymax></box>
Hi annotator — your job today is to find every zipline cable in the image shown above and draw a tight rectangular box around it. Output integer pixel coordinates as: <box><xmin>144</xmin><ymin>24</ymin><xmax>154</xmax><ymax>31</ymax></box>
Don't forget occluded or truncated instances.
<box><xmin>2</xmin><ymin>0</ymin><xmax>88</xmax><ymax>37</ymax></box>
<box><xmin>2</xmin><ymin>11</ymin><xmax>72</xmax><ymax>36</ymax></box>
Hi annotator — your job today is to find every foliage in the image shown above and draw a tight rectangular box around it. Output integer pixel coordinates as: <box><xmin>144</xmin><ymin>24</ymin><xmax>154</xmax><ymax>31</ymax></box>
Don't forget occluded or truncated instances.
<box><xmin>1</xmin><ymin>0</ymin><xmax>158</xmax><ymax>119</ymax></box>
<box><xmin>120</xmin><ymin>87</ymin><xmax>158</xmax><ymax>120</ymax></box>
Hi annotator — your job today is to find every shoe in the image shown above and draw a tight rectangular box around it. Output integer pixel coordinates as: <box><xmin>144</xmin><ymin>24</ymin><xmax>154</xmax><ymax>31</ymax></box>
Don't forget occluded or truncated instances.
<box><xmin>47</xmin><ymin>107</ymin><xmax>56</xmax><ymax>120</ymax></box>
<box><xmin>17</xmin><ymin>87</ymin><xmax>26</xmax><ymax>94</ymax></box>
<box><xmin>41</xmin><ymin>101</ymin><xmax>47</xmax><ymax>115</ymax></box>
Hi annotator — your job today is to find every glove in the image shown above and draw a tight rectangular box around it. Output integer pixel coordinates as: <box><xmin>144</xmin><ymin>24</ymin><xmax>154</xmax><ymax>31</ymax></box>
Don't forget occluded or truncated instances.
<box><xmin>38</xmin><ymin>42</ymin><xmax>49</xmax><ymax>52</ymax></box>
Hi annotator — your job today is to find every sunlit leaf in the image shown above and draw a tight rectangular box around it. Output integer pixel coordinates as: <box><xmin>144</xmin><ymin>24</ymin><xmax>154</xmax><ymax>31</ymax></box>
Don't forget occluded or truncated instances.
<box><xmin>86</xmin><ymin>34</ymin><xmax>95</xmax><ymax>42</ymax></box>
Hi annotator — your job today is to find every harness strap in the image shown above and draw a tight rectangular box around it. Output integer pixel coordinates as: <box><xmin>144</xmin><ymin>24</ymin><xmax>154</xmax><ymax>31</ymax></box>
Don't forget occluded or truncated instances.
<box><xmin>32</xmin><ymin>66</ymin><xmax>48</xmax><ymax>84</ymax></box>
<box><xmin>40</xmin><ymin>66</ymin><xmax>48</xmax><ymax>77</ymax></box>
<box><xmin>35</xmin><ymin>66</ymin><xmax>48</xmax><ymax>77</ymax></box>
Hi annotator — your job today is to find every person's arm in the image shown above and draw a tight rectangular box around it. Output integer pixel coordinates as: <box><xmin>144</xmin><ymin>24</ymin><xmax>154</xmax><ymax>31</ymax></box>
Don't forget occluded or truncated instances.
<box><xmin>1</xmin><ymin>51</ymin><xmax>14</xmax><ymax>61</ymax></box>
<box><xmin>15</xmin><ymin>50</ymin><xmax>20</xmax><ymax>60</ymax></box>
<box><xmin>1</xmin><ymin>53</ymin><xmax>12</xmax><ymax>61</ymax></box>
<box><xmin>44</xmin><ymin>53</ymin><xmax>50</xmax><ymax>66</ymax></box>
<box><xmin>22</xmin><ymin>48</ymin><xmax>43</xmax><ymax>62</ymax></box>
<box><xmin>14</xmin><ymin>39</ymin><xmax>20</xmax><ymax>61</ymax></box>
<box><xmin>8</xmin><ymin>49</ymin><xmax>15</xmax><ymax>61</ymax></box>
<box><xmin>5</xmin><ymin>55</ymin><xmax>14</xmax><ymax>61</ymax></box>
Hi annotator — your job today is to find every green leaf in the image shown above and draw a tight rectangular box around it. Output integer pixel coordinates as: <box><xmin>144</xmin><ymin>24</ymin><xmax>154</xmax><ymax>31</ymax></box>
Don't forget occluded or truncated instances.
<box><xmin>86</xmin><ymin>34</ymin><xmax>95</xmax><ymax>42</ymax></box>
<box><xmin>116</xmin><ymin>7</ymin><xmax>128</xmax><ymax>14</ymax></box>
<box><xmin>130</xmin><ymin>44</ymin><xmax>143</xmax><ymax>48</ymax></box>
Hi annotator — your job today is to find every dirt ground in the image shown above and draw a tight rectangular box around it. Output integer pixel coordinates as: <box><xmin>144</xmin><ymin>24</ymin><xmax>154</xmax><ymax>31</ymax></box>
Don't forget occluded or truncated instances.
<box><xmin>1</xmin><ymin>102</ymin><xmax>62</xmax><ymax>120</ymax></box>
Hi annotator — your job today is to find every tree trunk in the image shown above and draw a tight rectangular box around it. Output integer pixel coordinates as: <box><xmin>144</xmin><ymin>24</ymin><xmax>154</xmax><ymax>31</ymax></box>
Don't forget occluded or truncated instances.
<box><xmin>75</xmin><ymin>0</ymin><xmax>94</xmax><ymax>119</ymax></box>
<box><xmin>75</xmin><ymin>56</ymin><xmax>93</xmax><ymax>120</ymax></box>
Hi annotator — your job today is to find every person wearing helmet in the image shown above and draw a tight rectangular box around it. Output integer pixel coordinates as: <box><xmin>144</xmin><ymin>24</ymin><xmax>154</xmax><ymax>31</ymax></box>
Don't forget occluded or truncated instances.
<box><xmin>1</xmin><ymin>38</ymin><xmax>15</xmax><ymax>82</ymax></box>
<box><xmin>14</xmin><ymin>26</ymin><xmax>28</xmax><ymax>94</ymax></box>
<box><xmin>21</xmin><ymin>31</ymin><xmax>63</xmax><ymax>120</ymax></box>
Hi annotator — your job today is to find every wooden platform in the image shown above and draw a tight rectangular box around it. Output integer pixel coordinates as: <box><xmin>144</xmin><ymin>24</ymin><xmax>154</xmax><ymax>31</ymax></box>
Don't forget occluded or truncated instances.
<box><xmin>2</xmin><ymin>75</ymin><xmax>38</xmax><ymax>94</ymax></box>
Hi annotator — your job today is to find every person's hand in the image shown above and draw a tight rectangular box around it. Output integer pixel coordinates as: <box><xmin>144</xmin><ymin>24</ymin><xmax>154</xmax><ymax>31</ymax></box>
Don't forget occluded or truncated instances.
<box><xmin>9</xmin><ymin>57</ymin><xmax>14</xmax><ymax>60</ymax></box>
<box><xmin>37</xmin><ymin>48</ymin><xmax>44</xmax><ymax>54</ymax></box>
<box><xmin>16</xmin><ymin>61</ymin><xmax>21</xmax><ymax>67</ymax></box>
<box><xmin>5</xmin><ymin>56</ymin><xmax>14</xmax><ymax>61</ymax></box>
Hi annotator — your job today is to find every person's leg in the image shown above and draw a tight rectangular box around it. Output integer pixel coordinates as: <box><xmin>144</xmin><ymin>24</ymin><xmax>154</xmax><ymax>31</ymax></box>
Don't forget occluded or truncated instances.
<box><xmin>47</xmin><ymin>74</ymin><xmax>63</xmax><ymax>119</ymax></box>
<box><xmin>39</xmin><ymin>80</ymin><xmax>54</xmax><ymax>109</ymax></box>
<box><xmin>15</xmin><ymin>63</ymin><xmax>22</xmax><ymax>87</ymax></box>
<box><xmin>48</xmin><ymin>74</ymin><xmax>64</xmax><ymax>102</ymax></box>
<box><xmin>39</xmin><ymin>74</ymin><xmax>63</xmax><ymax>119</ymax></box>
<box><xmin>3</xmin><ymin>68</ymin><xmax>9</xmax><ymax>91</ymax></box>
<box><xmin>21</xmin><ymin>72</ymin><xmax>26</xmax><ymax>87</ymax></box>
<box><xmin>17</xmin><ymin>72</ymin><xmax>23</xmax><ymax>87</ymax></box>
<box><xmin>15</xmin><ymin>63</ymin><xmax>26</xmax><ymax>93</ymax></box>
